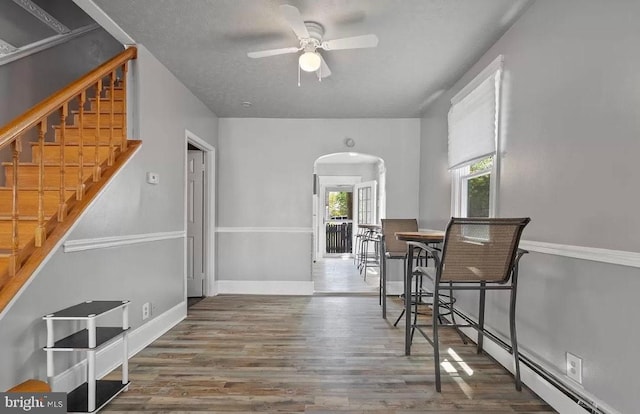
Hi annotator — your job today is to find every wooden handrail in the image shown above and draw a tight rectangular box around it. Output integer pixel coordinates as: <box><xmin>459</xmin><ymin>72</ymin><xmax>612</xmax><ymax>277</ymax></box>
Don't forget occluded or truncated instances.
<box><xmin>0</xmin><ymin>46</ymin><xmax>137</xmax><ymax>151</ymax></box>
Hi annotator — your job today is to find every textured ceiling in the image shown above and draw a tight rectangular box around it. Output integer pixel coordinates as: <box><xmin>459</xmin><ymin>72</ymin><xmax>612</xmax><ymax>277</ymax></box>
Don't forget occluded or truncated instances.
<box><xmin>93</xmin><ymin>0</ymin><xmax>532</xmax><ymax>118</ymax></box>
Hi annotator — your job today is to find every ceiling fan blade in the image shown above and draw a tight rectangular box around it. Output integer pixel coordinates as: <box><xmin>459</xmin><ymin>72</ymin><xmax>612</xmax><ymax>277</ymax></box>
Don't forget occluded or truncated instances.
<box><xmin>247</xmin><ymin>47</ymin><xmax>300</xmax><ymax>59</ymax></box>
<box><xmin>317</xmin><ymin>54</ymin><xmax>332</xmax><ymax>78</ymax></box>
<box><xmin>321</xmin><ymin>34</ymin><xmax>379</xmax><ymax>51</ymax></box>
<box><xmin>279</xmin><ymin>4</ymin><xmax>309</xmax><ymax>39</ymax></box>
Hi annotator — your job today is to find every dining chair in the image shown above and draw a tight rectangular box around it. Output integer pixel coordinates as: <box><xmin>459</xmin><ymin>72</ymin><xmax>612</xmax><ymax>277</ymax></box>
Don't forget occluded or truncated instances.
<box><xmin>408</xmin><ymin>217</ymin><xmax>530</xmax><ymax>392</ymax></box>
<box><xmin>379</xmin><ymin>219</ymin><xmax>418</xmax><ymax>319</ymax></box>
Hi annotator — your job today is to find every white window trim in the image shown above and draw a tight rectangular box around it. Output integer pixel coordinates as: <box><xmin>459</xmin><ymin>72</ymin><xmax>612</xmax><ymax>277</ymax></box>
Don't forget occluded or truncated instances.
<box><xmin>450</xmin><ymin>55</ymin><xmax>504</xmax><ymax>218</ymax></box>
<box><xmin>452</xmin><ymin>160</ymin><xmax>496</xmax><ymax>218</ymax></box>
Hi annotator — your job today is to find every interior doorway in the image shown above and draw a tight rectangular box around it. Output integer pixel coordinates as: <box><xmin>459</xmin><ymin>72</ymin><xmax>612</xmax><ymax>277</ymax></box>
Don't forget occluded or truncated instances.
<box><xmin>185</xmin><ymin>130</ymin><xmax>216</xmax><ymax>298</ymax></box>
<box><xmin>324</xmin><ymin>189</ymin><xmax>353</xmax><ymax>255</ymax></box>
<box><xmin>312</xmin><ymin>152</ymin><xmax>386</xmax><ymax>293</ymax></box>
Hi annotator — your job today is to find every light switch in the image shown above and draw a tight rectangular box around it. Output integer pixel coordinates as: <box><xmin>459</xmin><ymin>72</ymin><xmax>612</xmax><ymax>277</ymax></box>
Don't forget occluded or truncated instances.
<box><xmin>146</xmin><ymin>172</ymin><xmax>159</xmax><ymax>184</ymax></box>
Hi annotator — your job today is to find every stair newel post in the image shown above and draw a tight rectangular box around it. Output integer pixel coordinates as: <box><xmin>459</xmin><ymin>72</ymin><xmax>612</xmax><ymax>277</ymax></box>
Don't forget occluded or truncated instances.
<box><xmin>121</xmin><ymin>62</ymin><xmax>128</xmax><ymax>152</ymax></box>
<box><xmin>58</xmin><ymin>103</ymin><xmax>68</xmax><ymax>222</ymax></box>
<box><xmin>93</xmin><ymin>80</ymin><xmax>102</xmax><ymax>182</ymax></box>
<box><xmin>35</xmin><ymin>120</ymin><xmax>47</xmax><ymax>248</ymax></box>
<box><xmin>108</xmin><ymin>70</ymin><xmax>116</xmax><ymax>166</ymax></box>
<box><xmin>9</xmin><ymin>137</ymin><xmax>22</xmax><ymax>276</ymax></box>
<box><xmin>76</xmin><ymin>92</ymin><xmax>86</xmax><ymax>201</ymax></box>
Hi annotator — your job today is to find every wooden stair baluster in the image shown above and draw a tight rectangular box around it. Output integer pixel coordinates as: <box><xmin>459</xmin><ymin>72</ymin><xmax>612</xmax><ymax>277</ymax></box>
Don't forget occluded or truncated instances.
<box><xmin>58</xmin><ymin>104</ymin><xmax>68</xmax><ymax>222</ymax></box>
<box><xmin>77</xmin><ymin>92</ymin><xmax>85</xmax><ymax>200</ymax></box>
<box><xmin>35</xmin><ymin>121</ymin><xmax>46</xmax><ymax>247</ymax></box>
<box><xmin>108</xmin><ymin>71</ymin><xmax>115</xmax><ymax>166</ymax></box>
<box><xmin>120</xmin><ymin>63</ymin><xmax>128</xmax><ymax>151</ymax></box>
<box><xmin>93</xmin><ymin>80</ymin><xmax>102</xmax><ymax>182</ymax></box>
<box><xmin>0</xmin><ymin>47</ymin><xmax>138</xmax><ymax>314</ymax></box>
<box><xmin>9</xmin><ymin>137</ymin><xmax>22</xmax><ymax>276</ymax></box>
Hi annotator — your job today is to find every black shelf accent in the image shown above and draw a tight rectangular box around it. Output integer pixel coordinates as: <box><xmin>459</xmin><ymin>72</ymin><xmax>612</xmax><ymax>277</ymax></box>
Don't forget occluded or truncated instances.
<box><xmin>67</xmin><ymin>380</ymin><xmax>128</xmax><ymax>413</ymax></box>
<box><xmin>45</xmin><ymin>327</ymin><xmax>128</xmax><ymax>350</ymax></box>
<box><xmin>45</xmin><ymin>301</ymin><xmax>128</xmax><ymax>319</ymax></box>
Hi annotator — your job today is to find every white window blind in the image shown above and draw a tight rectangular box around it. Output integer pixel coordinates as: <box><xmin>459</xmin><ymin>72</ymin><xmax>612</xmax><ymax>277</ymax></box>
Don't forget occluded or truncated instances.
<box><xmin>448</xmin><ymin>56</ymin><xmax>503</xmax><ymax>169</ymax></box>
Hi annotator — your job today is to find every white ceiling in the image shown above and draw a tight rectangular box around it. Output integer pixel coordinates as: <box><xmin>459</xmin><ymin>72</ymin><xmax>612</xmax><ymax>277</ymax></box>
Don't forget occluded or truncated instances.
<box><xmin>93</xmin><ymin>0</ymin><xmax>532</xmax><ymax>118</ymax></box>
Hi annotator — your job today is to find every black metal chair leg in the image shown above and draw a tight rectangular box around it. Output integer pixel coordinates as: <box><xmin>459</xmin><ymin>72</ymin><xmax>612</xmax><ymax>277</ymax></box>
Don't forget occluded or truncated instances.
<box><xmin>433</xmin><ymin>285</ymin><xmax>441</xmax><ymax>392</ymax></box>
<box><xmin>410</xmin><ymin>273</ymin><xmax>420</xmax><ymax>343</ymax></box>
<box><xmin>448</xmin><ymin>283</ymin><xmax>468</xmax><ymax>345</ymax></box>
<box><xmin>393</xmin><ymin>308</ymin><xmax>405</xmax><ymax>326</ymax></box>
<box><xmin>510</xmin><ymin>268</ymin><xmax>522</xmax><ymax>391</ymax></box>
<box><xmin>477</xmin><ymin>283</ymin><xmax>486</xmax><ymax>354</ymax></box>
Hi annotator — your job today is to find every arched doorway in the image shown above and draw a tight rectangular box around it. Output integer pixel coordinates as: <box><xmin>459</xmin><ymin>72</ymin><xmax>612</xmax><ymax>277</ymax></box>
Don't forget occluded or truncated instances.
<box><xmin>312</xmin><ymin>152</ymin><xmax>386</xmax><ymax>293</ymax></box>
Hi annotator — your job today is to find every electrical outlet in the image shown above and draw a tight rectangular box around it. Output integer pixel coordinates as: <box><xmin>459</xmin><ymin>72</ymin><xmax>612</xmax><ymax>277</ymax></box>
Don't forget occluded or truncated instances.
<box><xmin>142</xmin><ymin>302</ymin><xmax>150</xmax><ymax>320</ymax></box>
<box><xmin>566</xmin><ymin>352</ymin><xmax>583</xmax><ymax>384</ymax></box>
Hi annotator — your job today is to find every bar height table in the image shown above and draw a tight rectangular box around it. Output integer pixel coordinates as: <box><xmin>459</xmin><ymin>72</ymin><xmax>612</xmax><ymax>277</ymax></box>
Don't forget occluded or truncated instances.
<box><xmin>395</xmin><ymin>231</ymin><xmax>444</xmax><ymax>356</ymax></box>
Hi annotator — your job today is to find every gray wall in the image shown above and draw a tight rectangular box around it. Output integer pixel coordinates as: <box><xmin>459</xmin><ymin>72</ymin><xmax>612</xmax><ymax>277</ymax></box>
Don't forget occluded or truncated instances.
<box><xmin>0</xmin><ymin>44</ymin><xmax>218</xmax><ymax>390</ymax></box>
<box><xmin>0</xmin><ymin>27</ymin><xmax>121</xmax><ymax>126</ymax></box>
<box><xmin>217</xmin><ymin>118</ymin><xmax>420</xmax><ymax>282</ymax></box>
<box><xmin>0</xmin><ymin>27</ymin><xmax>123</xmax><ymax>181</ymax></box>
<box><xmin>315</xmin><ymin>163</ymin><xmax>378</xmax><ymax>182</ymax></box>
<box><xmin>418</xmin><ymin>1</ymin><xmax>640</xmax><ymax>413</ymax></box>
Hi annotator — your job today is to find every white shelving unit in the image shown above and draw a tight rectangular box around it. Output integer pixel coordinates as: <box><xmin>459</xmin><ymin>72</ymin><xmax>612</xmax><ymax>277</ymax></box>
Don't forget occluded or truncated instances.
<box><xmin>43</xmin><ymin>300</ymin><xmax>130</xmax><ymax>413</ymax></box>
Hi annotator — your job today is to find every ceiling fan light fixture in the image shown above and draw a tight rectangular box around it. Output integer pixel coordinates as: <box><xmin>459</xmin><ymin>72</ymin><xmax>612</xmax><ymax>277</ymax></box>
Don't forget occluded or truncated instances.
<box><xmin>299</xmin><ymin>51</ymin><xmax>321</xmax><ymax>72</ymax></box>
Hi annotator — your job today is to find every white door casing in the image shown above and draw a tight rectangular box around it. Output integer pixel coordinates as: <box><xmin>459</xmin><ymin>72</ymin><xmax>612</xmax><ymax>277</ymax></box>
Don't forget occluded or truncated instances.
<box><xmin>187</xmin><ymin>150</ymin><xmax>205</xmax><ymax>297</ymax></box>
<box><xmin>184</xmin><ymin>129</ymin><xmax>216</xmax><ymax>298</ymax></box>
<box><xmin>353</xmin><ymin>180</ymin><xmax>377</xmax><ymax>248</ymax></box>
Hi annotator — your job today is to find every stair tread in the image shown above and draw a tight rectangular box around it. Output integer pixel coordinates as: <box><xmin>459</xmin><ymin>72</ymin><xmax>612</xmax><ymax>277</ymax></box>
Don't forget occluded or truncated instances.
<box><xmin>53</xmin><ymin>125</ymin><xmax>123</xmax><ymax>129</ymax></box>
<box><xmin>1</xmin><ymin>186</ymin><xmax>83</xmax><ymax>191</ymax></box>
<box><xmin>0</xmin><ymin>215</ymin><xmax>52</xmax><ymax>220</ymax></box>
<box><xmin>0</xmin><ymin>188</ymin><xmax>74</xmax><ymax>192</ymax></box>
<box><xmin>2</xmin><ymin>162</ymin><xmax>98</xmax><ymax>167</ymax></box>
<box><xmin>71</xmin><ymin>110</ymin><xmax>124</xmax><ymax>115</ymax></box>
<box><xmin>91</xmin><ymin>96</ymin><xmax>125</xmax><ymax>101</ymax></box>
<box><xmin>0</xmin><ymin>218</ymin><xmax>41</xmax><ymax>223</ymax></box>
<box><xmin>30</xmin><ymin>142</ymin><xmax>120</xmax><ymax>146</ymax></box>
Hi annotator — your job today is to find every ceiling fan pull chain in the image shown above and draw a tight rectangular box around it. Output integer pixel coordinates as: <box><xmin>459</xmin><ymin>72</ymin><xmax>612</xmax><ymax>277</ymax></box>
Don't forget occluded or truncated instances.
<box><xmin>318</xmin><ymin>64</ymin><xmax>322</xmax><ymax>82</ymax></box>
<box><xmin>297</xmin><ymin>64</ymin><xmax>301</xmax><ymax>87</ymax></box>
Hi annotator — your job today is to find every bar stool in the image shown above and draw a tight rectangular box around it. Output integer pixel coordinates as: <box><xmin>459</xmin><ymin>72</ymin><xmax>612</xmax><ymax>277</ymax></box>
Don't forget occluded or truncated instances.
<box><xmin>379</xmin><ymin>219</ymin><xmax>417</xmax><ymax>318</ymax></box>
<box><xmin>361</xmin><ymin>230</ymin><xmax>380</xmax><ymax>281</ymax></box>
<box><xmin>408</xmin><ymin>217</ymin><xmax>531</xmax><ymax>392</ymax></box>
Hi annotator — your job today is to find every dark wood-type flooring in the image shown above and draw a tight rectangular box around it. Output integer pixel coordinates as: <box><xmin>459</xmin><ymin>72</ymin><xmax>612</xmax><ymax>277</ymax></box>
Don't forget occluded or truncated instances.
<box><xmin>103</xmin><ymin>295</ymin><xmax>555</xmax><ymax>413</ymax></box>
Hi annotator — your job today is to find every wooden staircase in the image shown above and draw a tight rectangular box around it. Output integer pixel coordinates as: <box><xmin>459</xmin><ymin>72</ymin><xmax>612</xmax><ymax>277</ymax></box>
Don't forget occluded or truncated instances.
<box><xmin>0</xmin><ymin>47</ymin><xmax>139</xmax><ymax>312</ymax></box>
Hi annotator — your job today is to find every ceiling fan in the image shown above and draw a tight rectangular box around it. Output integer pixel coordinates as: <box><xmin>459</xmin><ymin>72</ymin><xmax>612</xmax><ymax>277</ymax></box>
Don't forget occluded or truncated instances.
<box><xmin>247</xmin><ymin>4</ymin><xmax>379</xmax><ymax>85</ymax></box>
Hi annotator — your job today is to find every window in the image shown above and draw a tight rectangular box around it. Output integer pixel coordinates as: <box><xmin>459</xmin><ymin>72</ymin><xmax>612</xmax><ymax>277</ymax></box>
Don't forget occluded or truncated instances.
<box><xmin>357</xmin><ymin>186</ymin><xmax>372</xmax><ymax>224</ymax></box>
<box><xmin>453</xmin><ymin>156</ymin><xmax>494</xmax><ymax>217</ymax></box>
<box><xmin>327</xmin><ymin>191</ymin><xmax>352</xmax><ymax>219</ymax></box>
<box><xmin>448</xmin><ymin>56</ymin><xmax>503</xmax><ymax>218</ymax></box>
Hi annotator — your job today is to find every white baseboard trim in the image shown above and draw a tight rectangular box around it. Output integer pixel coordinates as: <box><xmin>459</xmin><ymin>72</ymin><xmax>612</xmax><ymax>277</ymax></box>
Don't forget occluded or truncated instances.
<box><xmin>216</xmin><ymin>227</ymin><xmax>313</xmax><ymax>233</ymax></box>
<box><xmin>51</xmin><ymin>301</ymin><xmax>186</xmax><ymax>392</ymax></box>
<box><xmin>451</xmin><ymin>309</ymin><xmax>620</xmax><ymax>414</ymax></box>
<box><xmin>216</xmin><ymin>281</ymin><xmax>314</xmax><ymax>295</ymax></box>
<box><xmin>64</xmin><ymin>231</ymin><xmax>185</xmax><ymax>253</ymax></box>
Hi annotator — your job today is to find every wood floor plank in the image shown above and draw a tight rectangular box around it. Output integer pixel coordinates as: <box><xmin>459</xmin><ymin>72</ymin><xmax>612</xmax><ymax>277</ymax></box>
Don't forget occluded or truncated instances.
<box><xmin>102</xmin><ymin>295</ymin><xmax>556</xmax><ymax>413</ymax></box>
